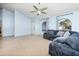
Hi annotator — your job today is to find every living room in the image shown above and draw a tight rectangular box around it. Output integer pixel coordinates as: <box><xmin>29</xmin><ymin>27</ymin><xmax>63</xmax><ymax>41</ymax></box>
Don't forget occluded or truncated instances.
<box><xmin>0</xmin><ymin>3</ymin><xmax>79</xmax><ymax>56</ymax></box>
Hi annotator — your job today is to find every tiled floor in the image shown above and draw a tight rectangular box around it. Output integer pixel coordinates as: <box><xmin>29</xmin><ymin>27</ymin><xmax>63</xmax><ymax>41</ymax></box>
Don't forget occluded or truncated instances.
<box><xmin>0</xmin><ymin>35</ymin><xmax>51</xmax><ymax>56</ymax></box>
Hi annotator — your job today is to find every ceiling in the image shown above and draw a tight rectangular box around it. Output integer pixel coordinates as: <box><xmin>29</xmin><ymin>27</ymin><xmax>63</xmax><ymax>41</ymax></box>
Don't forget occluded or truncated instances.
<box><xmin>1</xmin><ymin>3</ymin><xmax>79</xmax><ymax>17</ymax></box>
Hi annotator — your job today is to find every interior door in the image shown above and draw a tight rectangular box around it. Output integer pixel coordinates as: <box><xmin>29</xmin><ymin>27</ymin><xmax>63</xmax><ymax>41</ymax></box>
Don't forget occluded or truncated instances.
<box><xmin>31</xmin><ymin>20</ymin><xmax>35</xmax><ymax>35</ymax></box>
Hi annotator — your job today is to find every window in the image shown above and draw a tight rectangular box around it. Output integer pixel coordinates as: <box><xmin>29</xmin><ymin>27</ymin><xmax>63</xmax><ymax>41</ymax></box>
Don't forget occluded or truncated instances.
<box><xmin>58</xmin><ymin>18</ymin><xmax>72</xmax><ymax>30</ymax></box>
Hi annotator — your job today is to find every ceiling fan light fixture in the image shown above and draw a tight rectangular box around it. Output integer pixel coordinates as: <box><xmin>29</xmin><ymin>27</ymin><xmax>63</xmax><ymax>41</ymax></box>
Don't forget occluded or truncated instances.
<box><xmin>30</xmin><ymin>3</ymin><xmax>48</xmax><ymax>16</ymax></box>
<box><xmin>37</xmin><ymin>11</ymin><xmax>41</xmax><ymax>14</ymax></box>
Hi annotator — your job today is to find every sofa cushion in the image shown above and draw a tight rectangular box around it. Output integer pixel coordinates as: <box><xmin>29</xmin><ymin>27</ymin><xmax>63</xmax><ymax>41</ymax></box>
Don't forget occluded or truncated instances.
<box><xmin>47</xmin><ymin>30</ymin><xmax>54</xmax><ymax>35</ymax></box>
<box><xmin>66</xmin><ymin>33</ymin><xmax>79</xmax><ymax>51</ymax></box>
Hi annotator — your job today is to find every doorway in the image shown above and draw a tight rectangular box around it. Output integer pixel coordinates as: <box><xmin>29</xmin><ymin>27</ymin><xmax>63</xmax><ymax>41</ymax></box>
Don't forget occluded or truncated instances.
<box><xmin>0</xmin><ymin>19</ymin><xmax>2</xmax><ymax>37</ymax></box>
<box><xmin>42</xmin><ymin>21</ymin><xmax>47</xmax><ymax>32</ymax></box>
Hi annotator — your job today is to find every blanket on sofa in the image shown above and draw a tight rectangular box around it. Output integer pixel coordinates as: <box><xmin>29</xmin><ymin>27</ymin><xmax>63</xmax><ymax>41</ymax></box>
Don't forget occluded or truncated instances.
<box><xmin>49</xmin><ymin>33</ymin><xmax>79</xmax><ymax>56</ymax></box>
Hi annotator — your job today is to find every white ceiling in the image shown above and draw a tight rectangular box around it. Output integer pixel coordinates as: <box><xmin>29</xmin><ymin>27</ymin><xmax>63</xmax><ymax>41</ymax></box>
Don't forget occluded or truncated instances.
<box><xmin>1</xmin><ymin>3</ymin><xmax>79</xmax><ymax>17</ymax></box>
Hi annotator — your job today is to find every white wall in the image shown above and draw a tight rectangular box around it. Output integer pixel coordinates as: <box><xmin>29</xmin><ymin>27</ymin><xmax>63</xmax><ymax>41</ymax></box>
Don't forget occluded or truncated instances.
<box><xmin>47</xmin><ymin>11</ymin><xmax>79</xmax><ymax>33</ymax></box>
<box><xmin>34</xmin><ymin>17</ymin><xmax>49</xmax><ymax>35</ymax></box>
<box><xmin>2</xmin><ymin>9</ymin><xmax>14</xmax><ymax>37</ymax></box>
<box><xmin>34</xmin><ymin>18</ymin><xmax>42</xmax><ymax>35</ymax></box>
<box><xmin>2</xmin><ymin>9</ymin><xmax>79</xmax><ymax>37</ymax></box>
<box><xmin>33</xmin><ymin>11</ymin><xmax>79</xmax><ymax>35</ymax></box>
<box><xmin>47</xmin><ymin>16</ymin><xmax>56</xmax><ymax>30</ymax></box>
<box><xmin>0</xmin><ymin>9</ymin><xmax>2</xmax><ymax>27</ymax></box>
<box><xmin>31</xmin><ymin>17</ymin><xmax>35</xmax><ymax>35</ymax></box>
<box><xmin>57</xmin><ymin>11</ymin><xmax>79</xmax><ymax>32</ymax></box>
<box><xmin>14</xmin><ymin>11</ymin><xmax>31</xmax><ymax>37</ymax></box>
<box><xmin>0</xmin><ymin>12</ymin><xmax>1</xmax><ymax>20</ymax></box>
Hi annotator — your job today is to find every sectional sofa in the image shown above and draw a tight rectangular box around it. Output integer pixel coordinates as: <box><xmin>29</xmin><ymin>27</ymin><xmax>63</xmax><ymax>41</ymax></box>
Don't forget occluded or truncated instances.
<box><xmin>49</xmin><ymin>33</ymin><xmax>79</xmax><ymax>56</ymax></box>
<box><xmin>43</xmin><ymin>30</ymin><xmax>77</xmax><ymax>41</ymax></box>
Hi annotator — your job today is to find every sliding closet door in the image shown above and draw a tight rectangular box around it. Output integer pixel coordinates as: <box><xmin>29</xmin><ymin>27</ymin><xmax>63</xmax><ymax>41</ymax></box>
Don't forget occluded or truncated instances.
<box><xmin>2</xmin><ymin>9</ymin><xmax>14</xmax><ymax>37</ymax></box>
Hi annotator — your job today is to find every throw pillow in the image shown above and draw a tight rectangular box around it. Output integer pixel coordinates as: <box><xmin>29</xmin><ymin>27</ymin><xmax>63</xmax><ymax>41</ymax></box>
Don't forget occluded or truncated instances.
<box><xmin>63</xmin><ymin>31</ymin><xmax>70</xmax><ymax>38</ymax></box>
<box><xmin>56</xmin><ymin>31</ymin><xmax>64</xmax><ymax>37</ymax></box>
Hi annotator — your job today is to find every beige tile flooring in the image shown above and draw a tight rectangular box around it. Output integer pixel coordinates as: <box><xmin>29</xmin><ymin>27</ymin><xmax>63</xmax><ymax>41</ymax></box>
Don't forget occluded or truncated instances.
<box><xmin>0</xmin><ymin>35</ymin><xmax>51</xmax><ymax>56</ymax></box>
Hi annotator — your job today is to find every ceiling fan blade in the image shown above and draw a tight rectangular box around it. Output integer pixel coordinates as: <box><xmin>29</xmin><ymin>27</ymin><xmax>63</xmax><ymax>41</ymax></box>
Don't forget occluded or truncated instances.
<box><xmin>41</xmin><ymin>12</ymin><xmax>47</xmax><ymax>14</ymax></box>
<box><xmin>40</xmin><ymin>7</ymin><xmax>48</xmax><ymax>11</ymax></box>
<box><xmin>33</xmin><ymin>5</ymin><xmax>38</xmax><ymax>11</ymax></box>
<box><xmin>30</xmin><ymin>11</ymin><xmax>36</xmax><ymax>13</ymax></box>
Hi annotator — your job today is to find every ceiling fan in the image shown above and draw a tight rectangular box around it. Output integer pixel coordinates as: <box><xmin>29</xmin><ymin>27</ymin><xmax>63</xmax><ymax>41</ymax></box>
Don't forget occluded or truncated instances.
<box><xmin>30</xmin><ymin>3</ymin><xmax>48</xmax><ymax>16</ymax></box>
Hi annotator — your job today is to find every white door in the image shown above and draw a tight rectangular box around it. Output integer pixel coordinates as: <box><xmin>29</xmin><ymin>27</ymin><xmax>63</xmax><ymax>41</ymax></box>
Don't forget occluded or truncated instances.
<box><xmin>31</xmin><ymin>20</ymin><xmax>35</xmax><ymax>35</ymax></box>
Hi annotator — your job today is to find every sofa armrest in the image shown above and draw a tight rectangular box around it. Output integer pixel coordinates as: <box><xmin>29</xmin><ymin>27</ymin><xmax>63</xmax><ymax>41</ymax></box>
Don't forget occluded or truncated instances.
<box><xmin>54</xmin><ymin>37</ymin><xmax>67</xmax><ymax>43</ymax></box>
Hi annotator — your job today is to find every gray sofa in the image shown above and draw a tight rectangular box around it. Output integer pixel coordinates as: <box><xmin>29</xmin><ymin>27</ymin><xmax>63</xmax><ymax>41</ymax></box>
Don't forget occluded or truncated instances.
<box><xmin>43</xmin><ymin>30</ymin><xmax>77</xmax><ymax>41</ymax></box>
<box><xmin>49</xmin><ymin>33</ymin><xmax>79</xmax><ymax>56</ymax></box>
